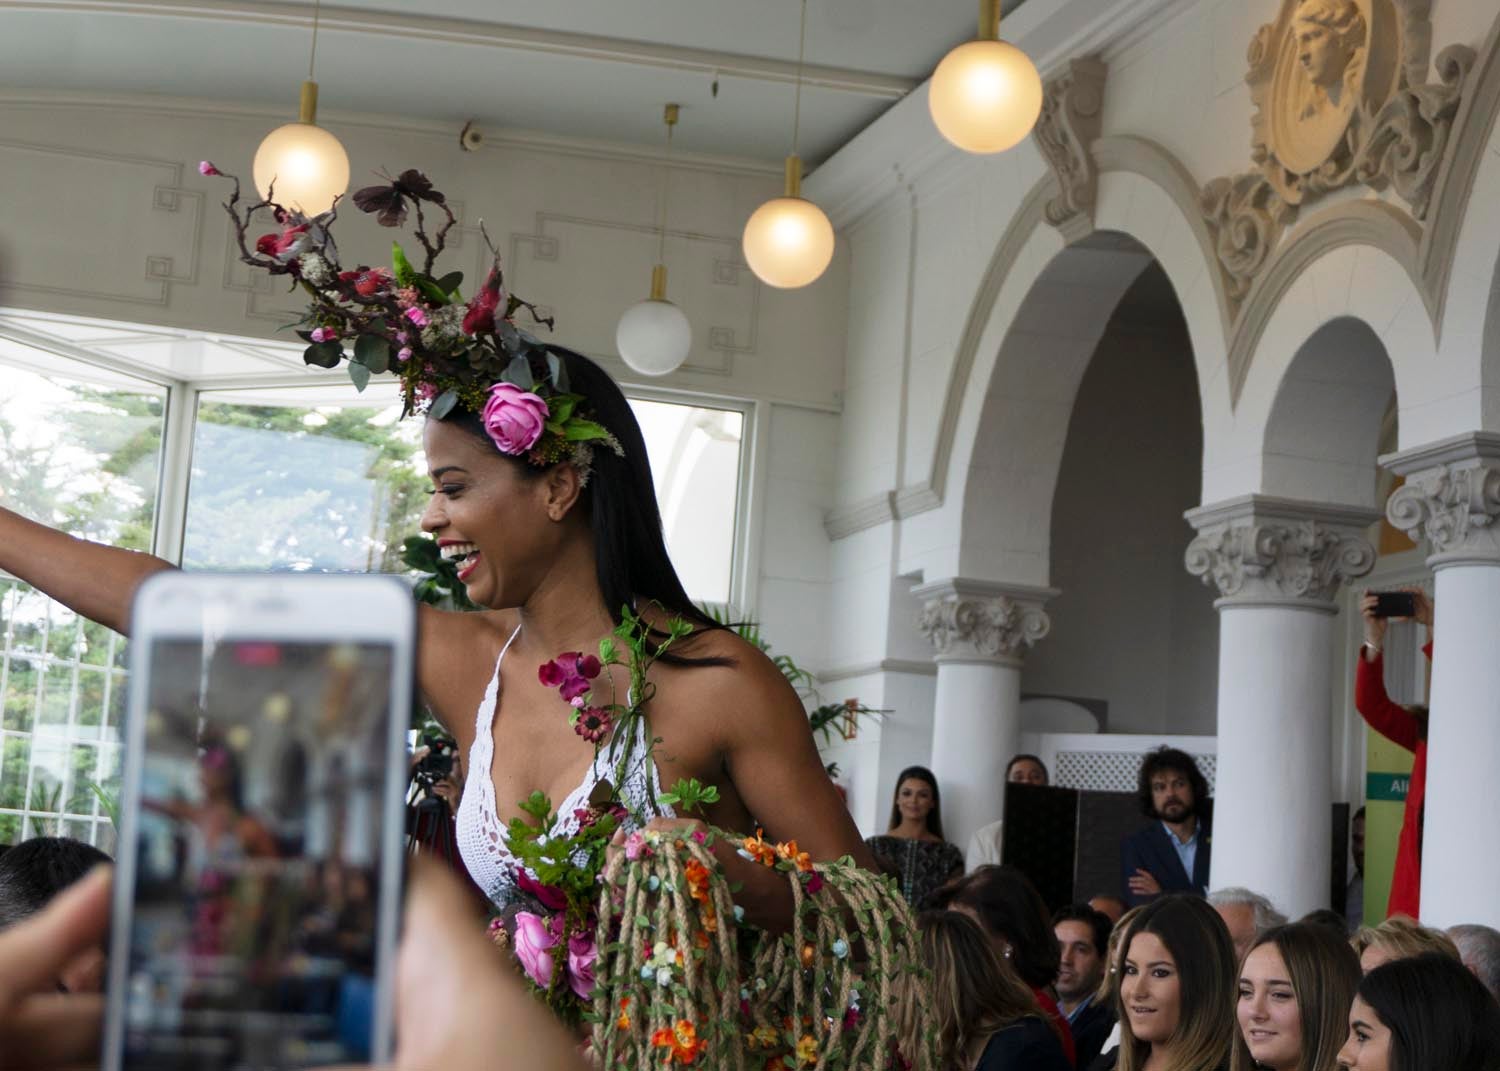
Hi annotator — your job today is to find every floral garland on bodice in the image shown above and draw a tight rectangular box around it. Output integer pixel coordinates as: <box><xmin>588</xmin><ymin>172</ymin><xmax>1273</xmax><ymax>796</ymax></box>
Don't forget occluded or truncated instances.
<box><xmin>491</xmin><ymin>606</ymin><xmax>934</xmax><ymax>1070</ymax></box>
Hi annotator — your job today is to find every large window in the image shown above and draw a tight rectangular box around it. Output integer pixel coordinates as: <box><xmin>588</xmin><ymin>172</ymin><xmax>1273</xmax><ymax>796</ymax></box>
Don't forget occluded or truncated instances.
<box><xmin>0</xmin><ymin>313</ymin><xmax>751</xmax><ymax>849</ymax></box>
<box><xmin>0</xmin><ymin>345</ymin><xmax>167</xmax><ymax>851</ymax></box>
<box><xmin>631</xmin><ymin>399</ymin><xmax>743</xmax><ymax>606</ymax></box>
<box><xmin>184</xmin><ymin>395</ymin><xmax>424</xmax><ymax>574</ymax></box>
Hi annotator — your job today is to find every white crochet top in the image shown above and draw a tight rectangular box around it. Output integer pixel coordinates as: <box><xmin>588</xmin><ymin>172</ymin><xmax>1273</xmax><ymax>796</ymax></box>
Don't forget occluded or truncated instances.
<box><xmin>454</xmin><ymin>625</ymin><xmax>672</xmax><ymax>911</ymax></box>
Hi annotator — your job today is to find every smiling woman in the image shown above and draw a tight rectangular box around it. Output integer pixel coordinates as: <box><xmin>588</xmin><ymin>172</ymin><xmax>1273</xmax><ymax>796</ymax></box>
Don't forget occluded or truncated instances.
<box><xmin>1115</xmin><ymin>895</ymin><xmax>1238</xmax><ymax>1071</ymax></box>
<box><xmin>1230</xmin><ymin>922</ymin><xmax>1360</xmax><ymax>1071</ymax></box>
<box><xmin>0</xmin><ymin>169</ymin><xmax>918</xmax><ymax>1068</ymax></box>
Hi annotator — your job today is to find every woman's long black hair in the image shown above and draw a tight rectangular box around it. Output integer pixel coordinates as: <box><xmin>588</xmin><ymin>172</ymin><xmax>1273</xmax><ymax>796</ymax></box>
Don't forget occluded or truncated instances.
<box><xmin>1358</xmin><ymin>952</ymin><xmax>1500</xmax><ymax>1071</ymax></box>
<box><xmin>445</xmin><ymin>345</ymin><xmax>726</xmax><ymax>658</ymax></box>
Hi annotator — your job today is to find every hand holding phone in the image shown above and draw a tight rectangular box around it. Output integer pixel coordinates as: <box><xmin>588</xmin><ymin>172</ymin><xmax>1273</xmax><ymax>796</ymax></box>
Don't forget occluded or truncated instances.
<box><xmin>105</xmin><ymin>574</ymin><xmax>416</xmax><ymax>1071</ymax></box>
<box><xmin>1370</xmin><ymin>591</ymin><xmax>1418</xmax><ymax>619</ymax></box>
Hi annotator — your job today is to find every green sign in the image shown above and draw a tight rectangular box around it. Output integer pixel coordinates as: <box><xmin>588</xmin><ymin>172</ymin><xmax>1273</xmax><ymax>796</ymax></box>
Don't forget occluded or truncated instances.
<box><xmin>1366</xmin><ymin>772</ymin><xmax>1411</xmax><ymax>802</ymax></box>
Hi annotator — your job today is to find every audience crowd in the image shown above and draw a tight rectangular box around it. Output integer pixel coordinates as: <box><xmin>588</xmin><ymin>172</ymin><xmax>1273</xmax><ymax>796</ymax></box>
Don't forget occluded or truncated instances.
<box><xmin>884</xmin><ymin>741</ymin><xmax>1500</xmax><ymax>1071</ymax></box>
<box><xmin>2</xmin><ymin>722</ymin><xmax>1499</xmax><ymax>1069</ymax></box>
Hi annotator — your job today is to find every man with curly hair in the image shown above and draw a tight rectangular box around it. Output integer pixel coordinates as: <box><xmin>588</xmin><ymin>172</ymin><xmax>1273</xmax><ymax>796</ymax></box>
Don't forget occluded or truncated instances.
<box><xmin>1119</xmin><ymin>747</ymin><xmax>1212</xmax><ymax>906</ymax></box>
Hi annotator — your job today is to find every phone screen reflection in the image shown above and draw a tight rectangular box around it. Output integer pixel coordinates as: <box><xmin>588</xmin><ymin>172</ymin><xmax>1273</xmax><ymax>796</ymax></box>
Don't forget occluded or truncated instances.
<box><xmin>124</xmin><ymin>640</ymin><xmax>394</xmax><ymax>1070</ymax></box>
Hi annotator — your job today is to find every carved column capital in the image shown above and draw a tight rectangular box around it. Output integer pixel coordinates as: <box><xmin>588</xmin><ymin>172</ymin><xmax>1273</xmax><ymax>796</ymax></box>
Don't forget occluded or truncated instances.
<box><xmin>1033</xmin><ymin>55</ymin><xmax>1107</xmax><ymax>244</ymax></box>
<box><xmin>912</xmin><ymin>578</ymin><xmax>1056</xmax><ymax>666</ymax></box>
<box><xmin>1383</xmin><ymin>433</ymin><xmax>1500</xmax><ymax>567</ymax></box>
<box><xmin>1185</xmin><ymin>495</ymin><xmax>1378</xmax><ymax>609</ymax></box>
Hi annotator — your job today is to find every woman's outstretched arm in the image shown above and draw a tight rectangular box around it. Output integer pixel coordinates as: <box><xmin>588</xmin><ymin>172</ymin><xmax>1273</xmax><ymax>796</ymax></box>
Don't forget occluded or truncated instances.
<box><xmin>0</xmin><ymin>505</ymin><xmax>174</xmax><ymax>634</ymax></box>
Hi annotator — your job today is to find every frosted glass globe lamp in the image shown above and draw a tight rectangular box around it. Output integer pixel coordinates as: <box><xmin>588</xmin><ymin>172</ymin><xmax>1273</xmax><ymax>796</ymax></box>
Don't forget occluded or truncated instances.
<box><xmin>928</xmin><ymin>1</ymin><xmax>1043</xmax><ymax>154</ymax></box>
<box><xmin>617</xmin><ymin>266</ymin><xmax>692</xmax><ymax>376</ymax></box>
<box><xmin>742</xmin><ymin>155</ymin><xmax>835</xmax><ymax>290</ymax></box>
<box><xmin>253</xmin><ymin>81</ymin><xmax>350</xmax><ymax>214</ymax></box>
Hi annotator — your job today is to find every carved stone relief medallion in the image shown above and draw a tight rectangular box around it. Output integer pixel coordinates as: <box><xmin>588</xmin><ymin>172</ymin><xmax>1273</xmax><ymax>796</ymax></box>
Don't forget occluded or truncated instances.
<box><xmin>1202</xmin><ymin>0</ymin><xmax>1474</xmax><ymax>304</ymax></box>
<box><xmin>1266</xmin><ymin>0</ymin><xmax>1384</xmax><ymax>184</ymax></box>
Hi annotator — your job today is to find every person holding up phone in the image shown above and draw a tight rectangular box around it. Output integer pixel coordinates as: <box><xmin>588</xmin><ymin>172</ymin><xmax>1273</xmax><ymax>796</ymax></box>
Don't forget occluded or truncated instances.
<box><xmin>1356</xmin><ymin>587</ymin><xmax>1433</xmax><ymax>919</ymax></box>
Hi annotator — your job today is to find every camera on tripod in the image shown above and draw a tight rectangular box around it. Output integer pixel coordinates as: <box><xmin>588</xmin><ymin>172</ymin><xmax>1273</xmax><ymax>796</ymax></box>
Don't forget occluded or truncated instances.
<box><xmin>411</xmin><ymin>730</ymin><xmax>457</xmax><ymax>795</ymax></box>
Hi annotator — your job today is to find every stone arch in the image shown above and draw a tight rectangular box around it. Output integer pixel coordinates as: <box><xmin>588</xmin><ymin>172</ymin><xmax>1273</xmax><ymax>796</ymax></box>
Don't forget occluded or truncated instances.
<box><xmin>950</xmin><ymin>228</ymin><xmax>1151</xmax><ymax>584</ymax></box>
<box><xmin>1227</xmin><ymin>201</ymin><xmax>1425</xmax><ymax>406</ymax></box>
<box><xmin>1425</xmin><ymin>11</ymin><xmax>1500</xmax><ymax>339</ymax></box>
<box><xmin>1260</xmin><ymin>317</ymin><xmax>1397</xmax><ymax>509</ymax></box>
<box><xmin>1424</xmin><ymin>9</ymin><xmax>1500</xmax><ymax>422</ymax></box>
<box><xmin>930</xmin><ymin>141</ymin><xmax>1229</xmax><ymax>585</ymax></box>
<box><xmin>1228</xmin><ymin>242</ymin><xmax>1435</xmax><ymax>504</ymax></box>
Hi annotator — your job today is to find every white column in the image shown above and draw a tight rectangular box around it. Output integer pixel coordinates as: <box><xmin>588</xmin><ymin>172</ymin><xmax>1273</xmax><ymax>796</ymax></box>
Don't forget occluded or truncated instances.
<box><xmin>914</xmin><ymin>579</ymin><xmax>1054</xmax><ymax>849</ymax></box>
<box><xmin>1385</xmin><ymin>432</ymin><xmax>1500</xmax><ymax>928</ymax></box>
<box><xmin>1186</xmin><ymin>496</ymin><xmax>1377</xmax><ymax>918</ymax></box>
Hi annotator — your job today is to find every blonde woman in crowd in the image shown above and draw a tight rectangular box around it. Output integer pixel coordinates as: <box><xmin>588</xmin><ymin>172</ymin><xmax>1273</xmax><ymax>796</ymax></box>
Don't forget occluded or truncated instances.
<box><xmin>1230</xmin><ymin>922</ymin><xmax>1361</xmax><ymax>1071</ymax></box>
<box><xmin>919</xmin><ymin>910</ymin><xmax>1070</xmax><ymax>1071</ymax></box>
<box><xmin>1350</xmin><ymin>915</ymin><xmax>1459</xmax><ymax>973</ymax></box>
<box><xmin>1114</xmin><ymin>895</ymin><xmax>1238</xmax><ymax>1071</ymax></box>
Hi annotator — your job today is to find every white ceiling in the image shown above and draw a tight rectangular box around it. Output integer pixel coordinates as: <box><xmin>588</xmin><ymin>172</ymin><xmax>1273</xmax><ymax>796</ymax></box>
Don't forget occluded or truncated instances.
<box><xmin>0</xmin><ymin>0</ymin><xmax>1034</xmax><ymax>164</ymax></box>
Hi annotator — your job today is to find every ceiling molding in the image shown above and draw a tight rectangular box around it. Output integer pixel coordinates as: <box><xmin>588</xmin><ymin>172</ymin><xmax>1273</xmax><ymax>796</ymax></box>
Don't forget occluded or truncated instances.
<box><xmin>0</xmin><ymin>90</ymin><xmax>786</xmax><ymax>178</ymax></box>
<box><xmin>6</xmin><ymin>0</ymin><xmax>917</xmax><ymax>99</ymax></box>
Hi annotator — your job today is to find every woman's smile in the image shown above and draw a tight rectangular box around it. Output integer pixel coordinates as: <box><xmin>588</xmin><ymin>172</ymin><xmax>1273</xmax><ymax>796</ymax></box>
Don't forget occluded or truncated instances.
<box><xmin>438</xmin><ymin>539</ymin><xmax>485</xmax><ymax>582</ymax></box>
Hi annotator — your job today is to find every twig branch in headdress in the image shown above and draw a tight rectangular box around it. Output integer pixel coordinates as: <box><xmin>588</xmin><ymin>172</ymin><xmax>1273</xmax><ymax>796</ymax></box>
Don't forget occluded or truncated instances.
<box><xmin>221</xmin><ymin>175</ymin><xmax>294</xmax><ymax>276</ymax></box>
<box><xmin>413</xmin><ymin>197</ymin><xmax>458</xmax><ymax>276</ymax></box>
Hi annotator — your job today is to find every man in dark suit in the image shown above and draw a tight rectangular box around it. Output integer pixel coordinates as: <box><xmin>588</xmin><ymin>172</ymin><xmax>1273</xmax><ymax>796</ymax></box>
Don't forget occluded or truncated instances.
<box><xmin>1120</xmin><ymin>747</ymin><xmax>1211</xmax><ymax>906</ymax></box>
<box><xmin>1052</xmin><ymin>903</ymin><xmax>1116</xmax><ymax>1068</ymax></box>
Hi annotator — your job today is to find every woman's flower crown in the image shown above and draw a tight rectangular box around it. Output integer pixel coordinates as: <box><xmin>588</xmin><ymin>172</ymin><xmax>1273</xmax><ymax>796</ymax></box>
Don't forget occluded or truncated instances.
<box><xmin>204</xmin><ymin>161</ymin><xmax>622</xmax><ymax>475</ymax></box>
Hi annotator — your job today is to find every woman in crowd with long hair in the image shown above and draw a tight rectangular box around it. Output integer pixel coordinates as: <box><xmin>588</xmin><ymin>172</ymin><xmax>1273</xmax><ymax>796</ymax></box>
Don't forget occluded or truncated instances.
<box><xmin>1114</xmin><ymin>894</ymin><xmax>1237</xmax><ymax>1071</ymax></box>
<box><xmin>865</xmin><ymin>765</ymin><xmax>963</xmax><ymax>907</ymax></box>
<box><xmin>919</xmin><ymin>910</ymin><xmax>1070</xmax><ymax>1071</ymax></box>
<box><xmin>930</xmin><ymin>864</ymin><xmax>1076</xmax><ymax>1065</ymax></box>
<box><xmin>1230</xmin><ymin>922</ymin><xmax>1360</xmax><ymax>1071</ymax></box>
<box><xmin>1337</xmin><ymin>951</ymin><xmax>1500</xmax><ymax>1070</ymax></box>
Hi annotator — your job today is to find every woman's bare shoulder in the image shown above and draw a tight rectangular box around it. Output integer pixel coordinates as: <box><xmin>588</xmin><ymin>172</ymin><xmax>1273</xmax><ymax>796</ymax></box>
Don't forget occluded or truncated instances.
<box><xmin>655</xmin><ymin>627</ymin><xmax>806</xmax><ymax>733</ymax></box>
<box><xmin>417</xmin><ymin>605</ymin><xmax>520</xmax><ymax>738</ymax></box>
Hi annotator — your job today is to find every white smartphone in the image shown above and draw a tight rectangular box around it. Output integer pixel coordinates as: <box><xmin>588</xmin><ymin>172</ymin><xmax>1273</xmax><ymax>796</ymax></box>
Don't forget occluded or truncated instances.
<box><xmin>103</xmin><ymin>573</ymin><xmax>417</xmax><ymax>1071</ymax></box>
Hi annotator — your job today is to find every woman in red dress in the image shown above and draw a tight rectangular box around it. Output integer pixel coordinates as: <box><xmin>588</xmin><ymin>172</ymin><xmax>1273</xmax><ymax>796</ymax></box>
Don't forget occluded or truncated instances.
<box><xmin>1354</xmin><ymin>589</ymin><xmax>1432</xmax><ymax>919</ymax></box>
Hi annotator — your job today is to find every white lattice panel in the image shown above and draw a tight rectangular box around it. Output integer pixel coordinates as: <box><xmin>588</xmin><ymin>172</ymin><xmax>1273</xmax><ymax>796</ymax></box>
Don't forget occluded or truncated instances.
<box><xmin>1054</xmin><ymin>750</ymin><xmax>1217</xmax><ymax>795</ymax></box>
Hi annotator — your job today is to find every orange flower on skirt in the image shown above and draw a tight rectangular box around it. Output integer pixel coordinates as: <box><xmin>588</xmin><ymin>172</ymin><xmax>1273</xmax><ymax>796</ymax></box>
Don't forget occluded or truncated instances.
<box><xmin>651</xmin><ymin>1019</ymin><xmax>707</xmax><ymax>1065</ymax></box>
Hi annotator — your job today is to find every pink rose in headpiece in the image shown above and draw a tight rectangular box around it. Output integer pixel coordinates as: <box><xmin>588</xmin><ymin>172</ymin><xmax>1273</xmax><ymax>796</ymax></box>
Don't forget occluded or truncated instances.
<box><xmin>482</xmin><ymin>382</ymin><xmax>549</xmax><ymax>455</ymax></box>
<box><xmin>512</xmin><ymin>911</ymin><xmax>557</xmax><ymax>988</ymax></box>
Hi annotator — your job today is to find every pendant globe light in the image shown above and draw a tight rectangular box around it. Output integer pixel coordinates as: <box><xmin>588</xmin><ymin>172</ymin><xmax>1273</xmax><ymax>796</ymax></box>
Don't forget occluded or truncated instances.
<box><xmin>616</xmin><ymin>104</ymin><xmax>693</xmax><ymax>377</ymax></box>
<box><xmin>929</xmin><ymin>0</ymin><xmax>1043</xmax><ymax>154</ymax></box>
<box><xmin>253</xmin><ymin>0</ymin><xmax>350</xmax><ymax>214</ymax></box>
<box><xmin>741</xmin><ymin>0</ymin><xmax>835</xmax><ymax>290</ymax></box>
